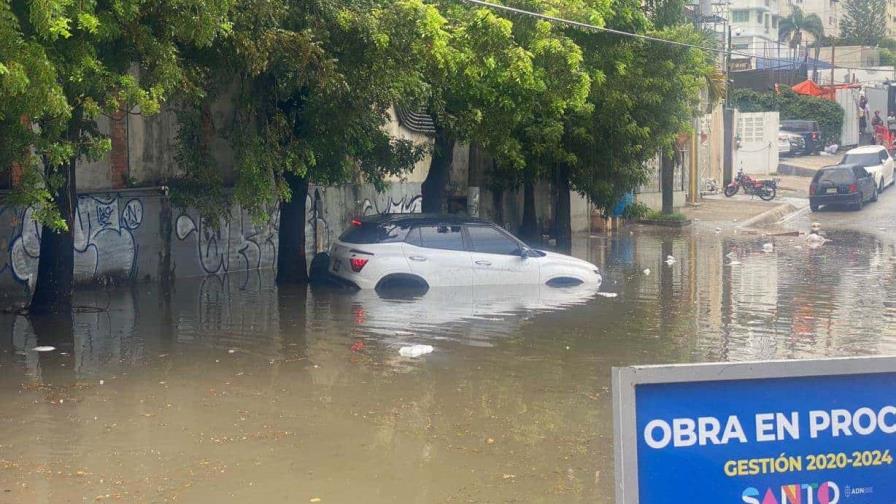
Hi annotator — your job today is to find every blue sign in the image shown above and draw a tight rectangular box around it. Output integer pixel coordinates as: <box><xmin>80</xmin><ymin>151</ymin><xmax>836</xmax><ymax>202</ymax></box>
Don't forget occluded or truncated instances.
<box><xmin>613</xmin><ymin>359</ymin><xmax>896</xmax><ymax>504</ymax></box>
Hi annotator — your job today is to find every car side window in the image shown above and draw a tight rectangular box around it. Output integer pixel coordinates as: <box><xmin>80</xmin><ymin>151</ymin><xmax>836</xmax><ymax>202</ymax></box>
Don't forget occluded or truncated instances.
<box><xmin>413</xmin><ymin>224</ymin><xmax>466</xmax><ymax>251</ymax></box>
<box><xmin>466</xmin><ymin>225</ymin><xmax>521</xmax><ymax>255</ymax></box>
<box><xmin>853</xmin><ymin>167</ymin><xmax>869</xmax><ymax>179</ymax></box>
<box><xmin>881</xmin><ymin>151</ymin><xmax>890</xmax><ymax>162</ymax></box>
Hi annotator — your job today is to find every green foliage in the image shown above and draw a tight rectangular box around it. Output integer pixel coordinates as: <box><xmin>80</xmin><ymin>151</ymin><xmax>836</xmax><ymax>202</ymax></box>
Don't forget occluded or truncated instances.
<box><xmin>644</xmin><ymin>209</ymin><xmax>687</xmax><ymax>221</ymax></box>
<box><xmin>778</xmin><ymin>7</ymin><xmax>825</xmax><ymax>49</ymax></box>
<box><xmin>882</xmin><ymin>48</ymin><xmax>896</xmax><ymax>67</ymax></box>
<box><xmin>0</xmin><ymin>0</ymin><xmax>234</xmax><ymax>229</ymax></box>
<box><xmin>621</xmin><ymin>201</ymin><xmax>652</xmax><ymax>220</ymax></box>
<box><xmin>174</xmin><ymin>0</ymin><xmax>440</xmax><ymax>223</ymax></box>
<box><xmin>730</xmin><ymin>88</ymin><xmax>844</xmax><ymax>144</ymax></box>
<box><xmin>840</xmin><ymin>0</ymin><xmax>886</xmax><ymax>46</ymax></box>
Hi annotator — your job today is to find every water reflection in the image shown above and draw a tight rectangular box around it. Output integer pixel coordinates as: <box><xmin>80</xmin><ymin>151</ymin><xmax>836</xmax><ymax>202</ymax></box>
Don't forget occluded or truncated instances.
<box><xmin>1</xmin><ymin>230</ymin><xmax>896</xmax><ymax>502</ymax></box>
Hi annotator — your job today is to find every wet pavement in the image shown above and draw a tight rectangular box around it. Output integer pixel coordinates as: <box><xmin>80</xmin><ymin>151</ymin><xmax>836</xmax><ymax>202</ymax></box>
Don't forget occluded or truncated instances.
<box><xmin>2</xmin><ymin>228</ymin><xmax>896</xmax><ymax>503</ymax></box>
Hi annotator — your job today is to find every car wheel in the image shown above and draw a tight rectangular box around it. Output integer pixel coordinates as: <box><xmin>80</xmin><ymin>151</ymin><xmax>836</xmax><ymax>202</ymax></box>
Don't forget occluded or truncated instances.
<box><xmin>810</xmin><ymin>202</ymin><xmax>819</xmax><ymax>212</ymax></box>
<box><xmin>855</xmin><ymin>196</ymin><xmax>864</xmax><ymax>211</ymax></box>
<box><xmin>880</xmin><ymin>179</ymin><xmax>885</xmax><ymax>194</ymax></box>
<box><xmin>872</xmin><ymin>186</ymin><xmax>879</xmax><ymax>202</ymax></box>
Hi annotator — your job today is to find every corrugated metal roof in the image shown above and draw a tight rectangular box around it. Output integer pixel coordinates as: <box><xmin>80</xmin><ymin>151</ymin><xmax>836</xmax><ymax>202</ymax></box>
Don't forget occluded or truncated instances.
<box><xmin>394</xmin><ymin>106</ymin><xmax>436</xmax><ymax>134</ymax></box>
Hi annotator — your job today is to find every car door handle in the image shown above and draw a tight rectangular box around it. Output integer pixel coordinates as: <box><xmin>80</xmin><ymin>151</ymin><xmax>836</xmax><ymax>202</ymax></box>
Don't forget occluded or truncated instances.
<box><xmin>409</xmin><ymin>256</ymin><xmax>427</xmax><ymax>262</ymax></box>
<box><xmin>475</xmin><ymin>260</ymin><xmax>492</xmax><ymax>266</ymax></box>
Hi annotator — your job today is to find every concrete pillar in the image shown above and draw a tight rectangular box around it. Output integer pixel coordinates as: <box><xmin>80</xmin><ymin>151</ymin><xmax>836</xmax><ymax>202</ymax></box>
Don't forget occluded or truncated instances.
<box><xmin>109</xmin><ymin>106</ymin><xmax>129</xmax><ymax>188</ymax></box>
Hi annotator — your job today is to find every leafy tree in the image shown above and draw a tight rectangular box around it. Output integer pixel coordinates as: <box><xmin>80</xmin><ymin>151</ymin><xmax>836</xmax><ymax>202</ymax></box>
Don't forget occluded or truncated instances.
<box><xmin>0</xmin><ymin>0</ymin><xmax>232</xmax><ymax>310</ymax></box>
<box><xmin>419</xmin><ymin>0</ymin><xmax>600</xmax><ymax>214</ymax></box>
<box><xmin>174</xmin><ymin>0</ymin><xmax>447</xmax><ymax>283</ymax></box>
<box><xmin>840</xmin><ymin>0</ymin><xmax>886</xmax><ymax>46</ymax></box>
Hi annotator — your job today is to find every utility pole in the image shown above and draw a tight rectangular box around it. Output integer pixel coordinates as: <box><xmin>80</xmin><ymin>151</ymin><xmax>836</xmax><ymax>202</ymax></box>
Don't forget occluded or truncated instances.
<box><xmin>830</xmin><ymin>41</ymin><xmax>836</xmax><ymax>86</ymax></box>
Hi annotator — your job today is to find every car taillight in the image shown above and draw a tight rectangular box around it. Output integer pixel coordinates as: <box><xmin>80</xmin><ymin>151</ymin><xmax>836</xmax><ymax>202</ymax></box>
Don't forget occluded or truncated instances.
<box><xmin>351</xmin><ymin>218</ymin><xmax>362</xmax><ymax>227</ymax></box>
<box><xmin>812</xmin><ymin>132</ymin><xmax>818</xmax><ymax>140</ymax></box>
<box><xmin>809</xmin><ymin>183</ymin><xmax>817</xmax><ymax>195</ymax></box>
<box><xmin>350</xmin><ymin>258</ymin><xmax>368</xmax><ymax>272</ymax></box>
<box><xmin>849</xmin><ymin>183</ymin><xmax>858</xmax><ymax>193</ymax></box>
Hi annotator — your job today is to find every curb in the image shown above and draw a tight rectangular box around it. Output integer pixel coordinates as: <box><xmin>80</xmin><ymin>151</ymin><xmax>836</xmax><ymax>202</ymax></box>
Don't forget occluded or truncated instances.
<box><xmin>737</xmin><ymin>202</ymin><xmax>799</xmax><ymax>230</ymax></box>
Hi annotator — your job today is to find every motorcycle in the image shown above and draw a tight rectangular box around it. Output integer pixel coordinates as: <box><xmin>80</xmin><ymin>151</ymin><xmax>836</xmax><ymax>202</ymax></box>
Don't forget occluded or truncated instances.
<box><xmin>724</xmin><ymin>169</ymin><xmax>777</xmax><ymax>201</ymax></box>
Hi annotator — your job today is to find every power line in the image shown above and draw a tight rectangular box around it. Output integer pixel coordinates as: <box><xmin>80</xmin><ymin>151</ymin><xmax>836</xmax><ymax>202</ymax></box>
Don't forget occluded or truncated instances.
<box><xmin>457</xmin><ymin>0</ymin><xmax>895</xmax><ymax>73</ymax></box>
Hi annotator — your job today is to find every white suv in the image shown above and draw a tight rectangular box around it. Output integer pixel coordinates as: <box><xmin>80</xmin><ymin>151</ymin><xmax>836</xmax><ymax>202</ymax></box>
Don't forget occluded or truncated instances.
<box><xmin>329</xmin><ymin>214</ymin><xmax>601</xmax><ymax>290</ymax></box>
<box><xmin>842</xmin><ymin>145</ymin><xmax>895</xmax><ymax>192</ymax></box>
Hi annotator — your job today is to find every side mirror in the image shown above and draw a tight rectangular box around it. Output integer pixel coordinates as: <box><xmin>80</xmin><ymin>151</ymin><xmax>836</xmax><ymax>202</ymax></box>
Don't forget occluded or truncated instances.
<box><xmin>520</xmin><ymin>247</ymin><xmax>532</xmax><ymax>259</ymax></box>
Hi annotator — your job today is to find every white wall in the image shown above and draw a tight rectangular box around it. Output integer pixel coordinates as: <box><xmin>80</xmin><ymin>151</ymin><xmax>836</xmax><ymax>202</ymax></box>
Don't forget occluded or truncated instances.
<box><xmin>837</xmin><ymin>87</ymin><xmax>860</xmax><ymax>147</ymax></box>
<box><xmin>734</xmin><ymin>111</ymin><xmax>779</xmax><ymax>176</ymax></box>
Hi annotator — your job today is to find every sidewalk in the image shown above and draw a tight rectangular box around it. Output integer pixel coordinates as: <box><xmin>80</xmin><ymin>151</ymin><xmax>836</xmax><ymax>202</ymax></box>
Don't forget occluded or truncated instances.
<box><xmin>778</xmin><ymin>153</ymin><xmax>840</xmax><ymax>177</ymax></box>
<box><xmin>682</xmin><ymin>194</ymin><xmax>804</xmax><ymax>231</ymax></box>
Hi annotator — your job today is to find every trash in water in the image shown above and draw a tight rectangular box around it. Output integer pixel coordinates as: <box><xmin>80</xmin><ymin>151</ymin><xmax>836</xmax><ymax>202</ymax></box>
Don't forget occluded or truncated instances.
<box><xmin>727</xmin><ymin>261</ymin><xmax>742</xmax><ymax>266</ymax></box>
<box><xmin>399</xmin><ymin>345</ymin><xmax>434</xmax><ymax>358</ymax></box>
<box><xmin>32</xmin><ymin>346</ymin><xmax>55</xmax><ymax>352</ymax></box>
<box><xmin>715</xmin><ymin>227</ymin><xmax>722</xmax><ymax>233</ymax></box>
<box><xmin>394</xmin><ymin>330</ymin><xmax>414</xmax><ymax>336</ymax></box>
<box><xmin>99</xmin><ymin>380</ymin><xmax>104</xmax><ymax>385</ymax></box>
<box><xmin>725</xmin><ymin>251</ymin><xmax>737</xmax><ymax>259</ymax></box>
<box><xmin>642</xmin><ymin>268</ymin><xmax>651</xmax><ymax>276</ymax></box>
<box><xmin>806</xmin><ymin>234</ymin><xmax>827</xmax><ymax>248</ymax></box>
<box><xmin>665</xmin><ymin>255</ymin><xmax>676</xmax><ymax>265</ymax></box>
<box><xmin>762</xmin><ymin>243</ymin><xmax>774</xmax><ymax>253</ymax></box>
<box><xmin>350</xmin><ymin>340</ymin><xmax>365</xmax><ymax>352</ymax></box>
<box><xmin>597</xmin><ymin>292</ymin><xmax>618</xmax><ymax>298</ymax></box>
<box><xmin>227</xmin><ymin>349</ymin><xmax>237</xmax><ymax>354</ymax></box>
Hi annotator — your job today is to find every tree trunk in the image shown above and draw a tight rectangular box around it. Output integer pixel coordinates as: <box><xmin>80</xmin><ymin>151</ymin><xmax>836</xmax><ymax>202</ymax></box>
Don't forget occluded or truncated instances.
<box><xmin>277</xmin><ymin>173</ymin><xmax>309</xmax><ymax>284</ymax></box>
<box><xmin>491</xmin><ymin>186</ymin><xmax>504</xmax><ymax>227</ymax></box>
<box><xmin>30</xmin><ymin>158</ymin><xmax>77</xmax><ymax>313</ymax></box>
<box><xmin>519</xmin><ymin>180</ymin><xmax>538</xmax><ymax>242</ymax></box>
<box><xmin>554</xmin><ymin>164</ymin><xmax>572</xmax><ymax>253</ymax></box>
<box><xmin>661</xmin><ymin>152</ymin><xmax>675</xmax><ymax>215</ymax></box>
<box><xmin>421</xmin><ymin>127</ymin><xmax>454</xmax><ymax>214</ymax></box>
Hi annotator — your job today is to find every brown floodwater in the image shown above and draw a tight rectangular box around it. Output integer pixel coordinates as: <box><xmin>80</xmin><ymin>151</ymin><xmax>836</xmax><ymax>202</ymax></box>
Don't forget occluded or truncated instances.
<box><xmin>2</xmin><ymin>229</ymin><xmax>896</xmax><ymax>503</ymax></box>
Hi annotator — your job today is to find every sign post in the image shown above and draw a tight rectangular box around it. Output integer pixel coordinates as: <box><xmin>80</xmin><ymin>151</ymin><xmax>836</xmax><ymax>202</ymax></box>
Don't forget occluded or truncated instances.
<box><xmin>613</xmin><ymin>357</ymin><xmax>896</xmax><ymax>503</ymax></box>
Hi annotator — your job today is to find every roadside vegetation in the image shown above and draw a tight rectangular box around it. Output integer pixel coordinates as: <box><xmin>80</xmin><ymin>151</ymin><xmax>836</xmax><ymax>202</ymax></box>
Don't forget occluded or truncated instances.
<box><xmin>0</xmin><ymin>0</ymin><xmax>717</xmax><ymax>309</ymax></box>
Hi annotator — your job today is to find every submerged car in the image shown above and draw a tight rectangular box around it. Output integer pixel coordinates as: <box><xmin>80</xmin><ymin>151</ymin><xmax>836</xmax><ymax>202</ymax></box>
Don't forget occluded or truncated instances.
<box><xmin>809</xmin><ymin>164</ymin><xmax>877</xmax><ymax>212</ymax></box>
<box><xmin>329</xmin><ymin>214</ymin><xmax>601</xmax><ymax>290</ymax></box>
<box><xmin>841</xmin><ymin>145</ymin><xmax>895</xmax><ymax>193</ymax></box>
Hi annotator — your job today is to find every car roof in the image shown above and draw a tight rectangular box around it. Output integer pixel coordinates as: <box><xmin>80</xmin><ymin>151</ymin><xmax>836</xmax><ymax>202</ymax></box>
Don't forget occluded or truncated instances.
<box><xmin>359</xmin><ymin>213</ymin><xmax>490</xmax><ymax>226</ymax></box>
<box><xmin>845</xmin><ymin>145</ymin><xmax>885</xmax><ymax>154</ymax></box>
<box><xmin>819</xmin><ymin>163</ymin><xmax>861</xmax><ymax>172</ymax></box>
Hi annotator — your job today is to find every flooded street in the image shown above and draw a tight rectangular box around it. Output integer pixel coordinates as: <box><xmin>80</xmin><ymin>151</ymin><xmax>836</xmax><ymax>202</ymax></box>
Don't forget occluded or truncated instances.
<box><xmin>2</xmin><ymin>229</ymin><xmax>896</xmax><ymax>503</ymax></box>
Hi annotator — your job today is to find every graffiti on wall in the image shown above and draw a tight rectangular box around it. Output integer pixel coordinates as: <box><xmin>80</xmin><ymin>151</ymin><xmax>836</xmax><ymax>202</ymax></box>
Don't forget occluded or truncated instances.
<box><xmin>73</xmin><ymin>196</ymin><xmax>143</xmax><ymax>280</ymax></box>
<box><xmin>175</xmin><ymin>207</ymin><xmax>278</xmax><ymax>275</ymax></box>
<box><xmin>361</xmin><ymin>195</ymin><xmax>422</xmax><ymax>216</ymax></box>
<box><xmin>1</xmin><ymin>195</ymin><xmax>145</xmax><ymax>291</ymax></box>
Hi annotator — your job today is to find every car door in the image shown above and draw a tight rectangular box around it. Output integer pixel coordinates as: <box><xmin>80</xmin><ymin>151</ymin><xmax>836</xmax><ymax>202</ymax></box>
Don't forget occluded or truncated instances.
<box><xmin>881</xmin><ymin>149</ymin><xmax>895</xmax><ymax>186</ymax></box>
<box><xmin>465</xmin><ymin>224</ymin><xmax>540</xmax><ymax>285</ymax></box>
<box><xmin>402</xmin><ymin>223</ymin><xmax>472</xmax><ymax>287</ymax></box>
<box><xmin>854</xmin><ymin>167</ymin><xmax>875</xmax><ymax>201</ymax></box>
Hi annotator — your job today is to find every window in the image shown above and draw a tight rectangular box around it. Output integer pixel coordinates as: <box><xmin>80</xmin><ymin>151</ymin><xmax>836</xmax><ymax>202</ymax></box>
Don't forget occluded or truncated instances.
<box><xmin>732</xmin><ymin>9</ymin><xmax>749</xmax><ymax>22</ymax></box>
<box><xmin>881</xmin><ymin>150</ymin><xmax>890</xmax><ymax>162</ymax></box>
<box><xmin>757</xmin><ymin>11</ymin><xmax>764</xmax><ymax>23</ymax></box>
<box><xmin>842</xmin><ymin>153</ymin><xmax>883</xmax><ymax>166</ymax></box>
<box><xmin>410</xmin><ymin>224</ymin><xmax>466</xmax><ymax>251</ymax></box>
<box><xmin>340</xmin><ymin>222</ymin><xmax>411</xmax><ymax>244</ymax></box>
<box><xmin>466</xmin><ymin>225</ymin><xmax>522</xmax><ymax>255</ymax></box>
<box><xmin>772</xmin><ymin>16</ymin><xmax>778</xmax><ymax>28</ymax></box>
<box><xmin>764</xmin><ymin>13</ymin><xmax>770</xmax><ymax>31</ymax></box>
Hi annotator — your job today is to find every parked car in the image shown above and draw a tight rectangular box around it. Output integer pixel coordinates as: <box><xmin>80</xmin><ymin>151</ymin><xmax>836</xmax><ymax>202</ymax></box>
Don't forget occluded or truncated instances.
<box><xmin>780</xmin><ymin>120</ymin><xmax>821</xmax><ymax>155</ymax></box>
<box><xmin>809</xmin><ymin>164</ymin><xmax>877</xmax><ymax>212</ymax></box>
<box><xmin>840</xmin><ymin>145</ymin><xmax>895</xmax><ymax>193</ymax></box>
<box><xmin>328</xmin><ymin>214</ymin><xmax>602</xmax><ymax>290</ymax></box>
<box><xmin>777</xmin><ymin>131</ymin><xmax>805</xmax><ymax>157</ymax></box>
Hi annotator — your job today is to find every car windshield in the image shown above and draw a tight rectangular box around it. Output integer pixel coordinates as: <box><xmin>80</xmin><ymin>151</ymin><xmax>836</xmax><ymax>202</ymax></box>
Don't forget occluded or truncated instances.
<box><xmin>339</xmin><ymin>221</ymin><xmax>410</xmax><ymax>244</ymax></box>
<box><xmin>817</xmin><ymin>168</ymin><xmax>854</xmax><ymax>185</ymax></box>
<box><xmin>842</xmin><ymin>153</ymin><xmax>882</xmax><ymax>166</ymax></box>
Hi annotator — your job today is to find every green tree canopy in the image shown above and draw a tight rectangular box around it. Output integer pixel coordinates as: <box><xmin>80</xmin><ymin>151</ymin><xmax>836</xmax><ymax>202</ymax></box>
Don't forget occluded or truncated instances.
<box><xmin>840</xmin><ymin>0</ymin><xmax>886</xmax><ymax>46</ymax></box>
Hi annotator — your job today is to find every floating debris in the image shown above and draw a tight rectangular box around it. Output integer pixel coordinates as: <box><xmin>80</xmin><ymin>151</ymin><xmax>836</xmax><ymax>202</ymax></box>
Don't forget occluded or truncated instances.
<box><xmin>597</xmin><ymin>292</ymin><xmax>618</xmax><ymax>298</ymax></box>
<box><xmin>727</xmin><ymin>261</ymin><xmax>742</xmax><ymax>266</ymax></box>
<box><xmin>398</xmin><ymin>345</ymin><xmax>434</xmax><ymax>358</ymax></box>
<box><xmin>665</xmin><ymin>255</ymin><xmax>676</xmax><ymax>265</ymax></box>
<box><xmin>642</xmin><ymin>268</ymin><xmax>651</xmax><ymax>276</ymax></box>
<box><xmin>762</xmin><ymin>243</ymin><xmax>774</xmax><ymax>253</ymax></box>
<box><xmin>32</xmin><ymin>346</ymin><xmax>55</xmax><ymax>352</ymax></box>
